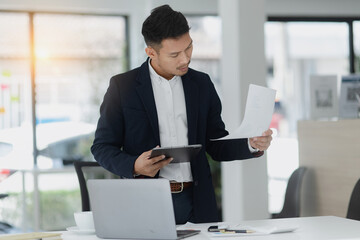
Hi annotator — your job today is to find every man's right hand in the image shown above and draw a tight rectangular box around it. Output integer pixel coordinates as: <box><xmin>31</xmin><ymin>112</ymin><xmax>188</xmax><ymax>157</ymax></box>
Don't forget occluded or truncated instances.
<box><xmin>133</xmin><ymin>148</ymin><xmax>173</xmax><ymax>177</ymax></box>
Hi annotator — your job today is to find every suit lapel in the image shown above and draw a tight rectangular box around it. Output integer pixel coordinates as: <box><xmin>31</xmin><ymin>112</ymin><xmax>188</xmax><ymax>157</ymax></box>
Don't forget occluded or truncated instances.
<box><xmin>135</xmin><ymin>60</ymin><xmax>160</xmax><ymax>145</ymax></box>
<box><xmin>182</xmin><ymin>73</ymin><xmax>199</xmax><ymax>145</ymax></box>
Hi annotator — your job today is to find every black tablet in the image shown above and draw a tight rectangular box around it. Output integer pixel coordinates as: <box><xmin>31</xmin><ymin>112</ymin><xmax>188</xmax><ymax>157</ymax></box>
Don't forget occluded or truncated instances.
<box><xmin>150</xmin><ymin>144</ymin><xmax>202</xmax><ymax>163</ymax></box>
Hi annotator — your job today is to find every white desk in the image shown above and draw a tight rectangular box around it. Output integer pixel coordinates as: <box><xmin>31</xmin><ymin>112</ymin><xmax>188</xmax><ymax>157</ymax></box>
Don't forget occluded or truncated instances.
<box><xmin>59</xmin><ymin>216</ymin><xmax>360</xmax><ymax>240</ymax></box>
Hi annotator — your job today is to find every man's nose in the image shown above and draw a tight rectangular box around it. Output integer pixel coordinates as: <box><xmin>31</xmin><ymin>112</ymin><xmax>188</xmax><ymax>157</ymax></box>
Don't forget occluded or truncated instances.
<box><xmin>179</xmin><ymin>51</ymin><xmax>190</xmax><ymax>64</ymax></box>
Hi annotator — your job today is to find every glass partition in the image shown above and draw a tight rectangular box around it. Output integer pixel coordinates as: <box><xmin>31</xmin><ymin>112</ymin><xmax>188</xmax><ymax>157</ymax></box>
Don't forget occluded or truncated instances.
<box><xmin>0</xmin><ymin>11</ymin><xmax>127</xmax><ymax>232</ymax></box>
<box><xmin>34</xmin><ymin>14</ymin><xmax>127</xmax><ymax>168</ymax></box>
<box><xmin>187</xmin><ymin>16</ymin><xmax>222</xmax><ymax>92</ymax></box>
<box><xmin>0</xmin><ymin>13</ymin><xmax>32</xmax><ymax>169</ymax></box>
<box><xmin>265</xmin><ymin>21</ymin><xmax>349</xmax><ymax>213</ymax></box>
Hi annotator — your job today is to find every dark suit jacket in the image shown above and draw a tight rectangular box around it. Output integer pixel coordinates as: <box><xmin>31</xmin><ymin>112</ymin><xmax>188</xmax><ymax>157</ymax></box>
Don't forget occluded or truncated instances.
<box><xmin>91</xmin><ymin>59</ymin><xmax>263</xmax><ymax>223</ymax></box>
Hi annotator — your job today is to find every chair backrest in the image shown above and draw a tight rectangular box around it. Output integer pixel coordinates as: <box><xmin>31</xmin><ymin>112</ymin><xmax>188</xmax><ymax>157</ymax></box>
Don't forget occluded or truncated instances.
<box><xmin>272</xmin><ymin>166</ymin><xmax>307</xmax><ymax>218</ymax></box>
<box><xmin>74</xmin><ymin>161</ymin><xmax>119</xmax><ymax>211</ymax></box>
<box><xmin>346</xmin><ymin>178</ymin><xmax>360</xmax><ymax>221</ymax></box>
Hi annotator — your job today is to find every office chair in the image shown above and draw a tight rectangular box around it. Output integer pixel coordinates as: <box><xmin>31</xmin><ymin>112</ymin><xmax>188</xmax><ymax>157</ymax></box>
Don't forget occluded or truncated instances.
<box><xmin>272</xmin><ymin>166</ymin><xmax>307</xmax><ymax>219</ymax></box>
<box><xmin>74</xmin><ymin>161</ymin><xmax>120</xmax><ymax>211</ymax></box>
<box><xmin>346</xmin><ymin>178</ymin><xmax>360</xmax><ymax>221</ymax></box>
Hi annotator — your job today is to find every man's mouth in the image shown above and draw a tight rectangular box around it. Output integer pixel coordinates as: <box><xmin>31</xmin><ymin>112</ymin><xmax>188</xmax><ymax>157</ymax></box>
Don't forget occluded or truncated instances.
<box><xmin>178</xmin><ymin>65</ymin><xmax>188</xmax><ymax>71</ymax></box>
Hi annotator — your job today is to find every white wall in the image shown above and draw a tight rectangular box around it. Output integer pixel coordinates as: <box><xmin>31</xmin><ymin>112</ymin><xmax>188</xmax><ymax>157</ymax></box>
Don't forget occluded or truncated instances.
<box><xmin>3</xmin><ymin>0</ymin><xmax>360</xmax><ymax>16</ymax></box>
<box><xmin>266</xmin><ymin>0</ymin><xmax>360</xmax><ymax>17</ymax></box>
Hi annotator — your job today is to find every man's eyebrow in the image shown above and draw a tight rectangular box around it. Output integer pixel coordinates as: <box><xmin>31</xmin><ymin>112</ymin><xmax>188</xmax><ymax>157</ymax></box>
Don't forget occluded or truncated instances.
<box><xmin>169</xmin><ymin>40</ymin><xmax>193</xmax><ymax>55</ymax></box>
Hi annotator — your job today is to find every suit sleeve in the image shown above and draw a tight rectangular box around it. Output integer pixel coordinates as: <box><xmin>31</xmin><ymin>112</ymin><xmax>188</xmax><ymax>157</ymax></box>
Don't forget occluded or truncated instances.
<box><xmin>91</xmin><ymin>77</ymin><xmax>137</xmax><ymax>178</ymax></box>
<box><xmin>205</xmin><ymin>79</ymin><xmax>263</xmax><ymax>161</ymax></box>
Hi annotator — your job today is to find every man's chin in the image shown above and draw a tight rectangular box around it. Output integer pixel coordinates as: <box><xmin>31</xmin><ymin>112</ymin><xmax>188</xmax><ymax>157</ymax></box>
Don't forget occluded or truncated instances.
<box><xmin>176</xmin><ymin>72</ymin><xmax>187</xmax><ymax>77</ymax></box>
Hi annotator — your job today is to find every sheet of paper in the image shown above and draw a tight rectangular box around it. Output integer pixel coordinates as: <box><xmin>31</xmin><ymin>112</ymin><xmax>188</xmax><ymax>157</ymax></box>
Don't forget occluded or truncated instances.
<box><xmin>208</xmin><ymin>225</ymin><xmax>298</xmax><ymax>237</ymax></box>
<box><xmin>213</xmin><ymin>84</ymin><xmax>276</xmax><ymax>140</ymax></box>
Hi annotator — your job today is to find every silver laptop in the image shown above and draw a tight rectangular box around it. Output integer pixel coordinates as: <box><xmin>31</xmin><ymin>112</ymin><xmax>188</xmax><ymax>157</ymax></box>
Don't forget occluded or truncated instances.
<box><xmin>87</xmin><ymin>179</ymin><xmax>200</xmax><ymax>239</ymax></box>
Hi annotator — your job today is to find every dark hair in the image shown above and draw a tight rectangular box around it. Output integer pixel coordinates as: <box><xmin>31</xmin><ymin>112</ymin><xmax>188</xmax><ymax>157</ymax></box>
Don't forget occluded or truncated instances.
<box><xmin>142</xmin><ymin>5</ymin><xmax>190</xmax><ymax>47</ymax></box>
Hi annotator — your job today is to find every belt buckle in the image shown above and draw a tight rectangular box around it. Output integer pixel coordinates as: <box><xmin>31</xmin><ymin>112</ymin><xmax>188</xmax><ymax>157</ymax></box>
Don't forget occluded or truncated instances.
<box><xmin>172</xmin><ymin>182</ymin><xmax>184</xmax><ymax>194</ymax></box>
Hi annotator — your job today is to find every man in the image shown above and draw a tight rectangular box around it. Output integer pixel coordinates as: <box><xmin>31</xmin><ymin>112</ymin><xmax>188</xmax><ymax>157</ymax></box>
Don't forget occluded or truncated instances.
<box><xmin>91</xmin><ymin>4</ymin><xmax>272</xmax><ymax>224</ymax></box>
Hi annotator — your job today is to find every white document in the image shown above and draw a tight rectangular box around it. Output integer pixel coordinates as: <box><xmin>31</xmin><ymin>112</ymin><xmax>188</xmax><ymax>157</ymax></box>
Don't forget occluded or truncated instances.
<box><xmin>177</xmin><ymin>222</ymin><xmax>298</xmax><ymax>238</ymax></box>
<box><xmin>213</xmin><ymin>84</ymin><xmax>276</xmax><ymax>140</ymax></box>
<box><xmin>208</xmin><ymin>224</ymin><xmax>298</xmax><ymax>237</ymax></box>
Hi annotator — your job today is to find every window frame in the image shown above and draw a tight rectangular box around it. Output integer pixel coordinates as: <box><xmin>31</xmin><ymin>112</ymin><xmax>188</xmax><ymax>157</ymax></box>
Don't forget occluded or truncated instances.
<box><xmin>267</xmin><ymin>16</ymin><xmax>360</xmax><ymax>74</ymax></box>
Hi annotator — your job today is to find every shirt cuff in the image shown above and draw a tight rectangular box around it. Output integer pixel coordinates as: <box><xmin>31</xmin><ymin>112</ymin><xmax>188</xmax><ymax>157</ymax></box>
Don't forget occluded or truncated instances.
<box><xmin>248</xmin><ymin>138</ymin><xmax>259</xmax><ymax>153</ymax></box>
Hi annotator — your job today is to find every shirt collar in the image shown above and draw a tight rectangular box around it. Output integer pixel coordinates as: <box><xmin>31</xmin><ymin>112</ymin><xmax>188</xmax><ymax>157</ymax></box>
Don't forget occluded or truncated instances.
<box><xmin>148</xmin><ymin>59</ymin><xmax>180</xmax><ymax>85</ymax></box>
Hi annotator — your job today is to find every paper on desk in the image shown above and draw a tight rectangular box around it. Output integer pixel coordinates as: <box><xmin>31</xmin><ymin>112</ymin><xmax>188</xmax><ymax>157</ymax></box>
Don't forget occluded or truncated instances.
<box><xmin>249</xmin><ymin>225</ymin><xmax>298</xmax><ymax>234</ymax></box>
<box><xmin>176</xmin><ymin>221</ymin><xmax>211</xmax><ymax>231</ymax></box>
<box><xmin>178</xmin><ymin>222</ymin><xmax>298</xmax><ymax>238</ymax></box>
<box><xmin>209</xmin><ymin>223</ymin><xmax>298</xmax><ymax>237</ymax></box>
<box><xmin>212</xmin><ymin>84</ymin><xmax>276</xmax><ymax>140</ymax></box>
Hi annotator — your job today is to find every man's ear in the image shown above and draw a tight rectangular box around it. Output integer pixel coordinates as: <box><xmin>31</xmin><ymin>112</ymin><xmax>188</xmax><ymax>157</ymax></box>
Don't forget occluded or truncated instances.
<box><xmin>145</xmin><ymin>47</ymin><xmax>157</xmax><ymax>59</ymax></box>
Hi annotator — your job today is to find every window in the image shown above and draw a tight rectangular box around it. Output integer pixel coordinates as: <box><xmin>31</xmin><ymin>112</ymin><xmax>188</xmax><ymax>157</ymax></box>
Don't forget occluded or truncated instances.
<box><xmin>187</xmin><ymin>16</ymin><xmax>222</xmax><ymax>91</ymax></box>
<box><xmin>0</xmin><ymin>11</ymin><xmax>127</xmax><ymax>231</ymax></box>
<box><xmin>265</xmin><ymin>21</ymin><xmax>350</xmax><ymax>213</ymax></box>
<box><xmin>34</xmin><ymin>13</ymin><xmax>127</xmax><ymax>167</ymax></box>
<box><xmin>0</xmin><ymin>12</ymin><xmax>31</xmax><ymax>161</ymax></box>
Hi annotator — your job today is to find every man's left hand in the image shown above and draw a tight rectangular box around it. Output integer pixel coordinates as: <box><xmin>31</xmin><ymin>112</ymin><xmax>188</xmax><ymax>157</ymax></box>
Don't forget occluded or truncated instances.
<box><xmin>249</xmin><ymin>129</ymin><xmax>273</xmax><ymax>151</ymax></box>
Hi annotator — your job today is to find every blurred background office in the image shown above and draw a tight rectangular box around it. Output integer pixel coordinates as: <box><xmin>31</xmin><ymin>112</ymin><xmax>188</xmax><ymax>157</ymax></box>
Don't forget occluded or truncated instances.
<box><xmin>0</xmin><ymin>0</ymin><xmax>359</xmax><ymax>233</ymax></box>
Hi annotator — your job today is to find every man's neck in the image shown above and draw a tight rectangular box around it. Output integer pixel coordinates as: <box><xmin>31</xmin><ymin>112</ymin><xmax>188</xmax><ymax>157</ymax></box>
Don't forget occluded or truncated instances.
<box><xmin>149</xmin><ymin>59</ymin><xmax>174</xmax><ymax>80</ymax></box>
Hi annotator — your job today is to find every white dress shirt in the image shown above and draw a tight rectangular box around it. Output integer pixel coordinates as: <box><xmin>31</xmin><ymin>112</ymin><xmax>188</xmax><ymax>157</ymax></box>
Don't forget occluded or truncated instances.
<box><xmin>148</xmin><ymin>61</ymin><xmax>257</xmax><ymax>182</ymax></box>
<box><xmin>148</xmin><ymin>61</ymin><xmax>193</xmax><ymax>182</ymax></box>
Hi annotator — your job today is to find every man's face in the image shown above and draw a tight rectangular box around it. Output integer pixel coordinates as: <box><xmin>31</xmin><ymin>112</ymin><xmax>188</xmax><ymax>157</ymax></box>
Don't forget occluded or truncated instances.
<box><xmin>146</xmin><ymin>32</ymin><xmax>193</xmax><ymax>80</ymax></box>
